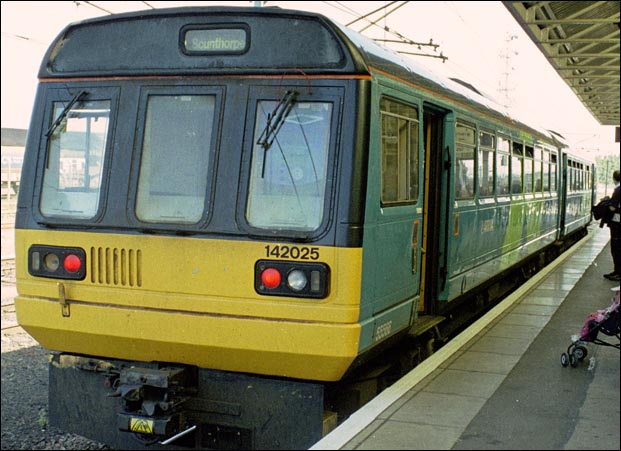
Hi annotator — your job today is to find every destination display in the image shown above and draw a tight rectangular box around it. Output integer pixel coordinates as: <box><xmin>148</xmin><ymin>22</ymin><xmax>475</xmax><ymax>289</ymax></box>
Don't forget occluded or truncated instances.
<box><xmin>183</xmin><ymin>27</ymin><xmax>248</xmax><ymax>54</ymax></box>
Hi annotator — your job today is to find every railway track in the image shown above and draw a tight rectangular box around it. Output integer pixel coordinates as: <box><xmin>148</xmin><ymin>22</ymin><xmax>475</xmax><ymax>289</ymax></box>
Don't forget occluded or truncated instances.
<box><xmin>2</xmin><ymin>256</ymin><xmax>15</xmax><ymax>283</ymax></box>
<box><xmin>1</xmin><ymin>254</ymin><xmax>18</xmax><ymax>332</ymax></box>
<box><xmin>1</xmin><ymin>322</ymin><xmax>21</xmax><ymax>333</ymax></box>
<box><xmin>1</xmin><ymin>199</ymin><xmax>16</xmax><ymax>228</ymax></box>
<box><xmin>1</xmin><ymin>217</ymin><xmax>16</xmax><ymax>228</ymax></box>
<box><xmin>1</xmin><ymin>296</ymin><xmax>20</xmax><ymax>333</ymax></box>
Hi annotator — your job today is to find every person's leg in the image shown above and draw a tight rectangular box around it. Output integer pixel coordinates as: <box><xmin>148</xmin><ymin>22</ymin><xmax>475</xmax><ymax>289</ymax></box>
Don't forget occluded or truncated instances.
<box><xmin>612</xmin><ymin>229</ymin><xmax>621</xmax><ymax>276</ymax></box>
<box><xmin>605</xmin><ymin>225</ymin><xmax>621</xmax><ymax>280</ymax></box>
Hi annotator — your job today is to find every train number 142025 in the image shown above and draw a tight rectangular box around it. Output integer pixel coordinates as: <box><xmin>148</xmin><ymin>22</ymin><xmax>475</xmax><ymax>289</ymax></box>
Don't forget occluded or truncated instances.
<box><xmin>265</xmin><ymin>245</ymin><xmax>320</xmax><ymax>260</ymax></box>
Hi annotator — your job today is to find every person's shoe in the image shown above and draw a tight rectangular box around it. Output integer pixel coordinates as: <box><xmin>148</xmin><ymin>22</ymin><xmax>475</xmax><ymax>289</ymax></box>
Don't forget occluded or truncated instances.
<box><xmin>604</xmin><ymin>272</ymin><xmax>620</xmax><ymax>281</ymax></box>
<box><xmin>604</xmin><ymin>272</ymin><xmax>617</xmax><ymax>279</ymax></box>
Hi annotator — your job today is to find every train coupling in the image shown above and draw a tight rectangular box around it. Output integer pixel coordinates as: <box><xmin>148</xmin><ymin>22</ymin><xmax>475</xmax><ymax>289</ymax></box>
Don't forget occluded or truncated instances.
<box><xmin>111</xmin><ymin>366</ymin><xmax>197</xmax><ymax>445</ymax></box>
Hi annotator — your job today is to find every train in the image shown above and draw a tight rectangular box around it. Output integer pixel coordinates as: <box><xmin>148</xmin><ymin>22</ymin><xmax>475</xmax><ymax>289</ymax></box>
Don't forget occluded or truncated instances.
<box><xmin>14</xmin><ymin>6</ymin><xmax>594</xmax><ymax>450</ymax></box>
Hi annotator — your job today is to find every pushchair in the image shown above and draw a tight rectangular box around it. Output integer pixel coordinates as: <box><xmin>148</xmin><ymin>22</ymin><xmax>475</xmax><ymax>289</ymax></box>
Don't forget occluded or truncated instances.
<box><xmin>561</xmin><ymin>285</ymin><xmax>620</xmax><ymax>368</ymax></box>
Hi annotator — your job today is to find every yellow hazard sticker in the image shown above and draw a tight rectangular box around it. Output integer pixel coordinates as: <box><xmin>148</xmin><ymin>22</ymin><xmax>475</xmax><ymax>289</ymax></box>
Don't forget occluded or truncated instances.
<box><xmin>130</xmin><ymin>417</ymin><xmax>154</xmax><ymax>434</ymax></box>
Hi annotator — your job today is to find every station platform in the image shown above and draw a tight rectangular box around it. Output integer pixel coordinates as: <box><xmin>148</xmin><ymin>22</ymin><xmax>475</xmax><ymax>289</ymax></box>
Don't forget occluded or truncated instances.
<box><xmin>311</xmin><ymin>224</ymin><xmax>620</xmax><ymax>450</ymax></box>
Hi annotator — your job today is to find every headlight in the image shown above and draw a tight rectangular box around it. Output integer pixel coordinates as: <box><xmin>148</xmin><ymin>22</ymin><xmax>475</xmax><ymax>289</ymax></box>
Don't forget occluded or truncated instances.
<box><xmin>287</xmin><ymin>270</ymin><xmax>307</xmax><ymax>291</ymax></box>
<box><xmin>43</xmin><ymin>253</ymin><xmax>60</xmax><ymax>271</ymax></box>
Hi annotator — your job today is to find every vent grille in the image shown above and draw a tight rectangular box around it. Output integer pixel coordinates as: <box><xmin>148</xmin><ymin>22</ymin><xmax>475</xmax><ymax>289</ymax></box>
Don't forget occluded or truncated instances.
<box><xmin>90</xmin><ymin>247</ymin><xmax>142</xmax><ymax>287</ymax></box>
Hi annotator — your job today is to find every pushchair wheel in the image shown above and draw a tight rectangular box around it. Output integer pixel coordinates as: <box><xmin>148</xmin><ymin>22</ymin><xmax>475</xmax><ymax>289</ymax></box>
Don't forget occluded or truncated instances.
<box><xmin>569</xmin><ymin>353</ymin><xmax>578</xmax><ymax>368</ymax></box>
<box><xmin>561</xmin><ymin>353</ymin><xmax>569</xmax><ymax>367</ymax></box>
<box><xmin>574</xmin><ymin>345</ymin><xmax>588</xmax><ymax>361</ymax></box>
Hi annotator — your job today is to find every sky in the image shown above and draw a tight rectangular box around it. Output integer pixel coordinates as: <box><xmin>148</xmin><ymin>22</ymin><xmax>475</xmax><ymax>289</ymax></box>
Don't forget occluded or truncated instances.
<box><xmin>1</xmin><ymin>0</ymin><xmax>619</xmax><ymax>158</ymax></box>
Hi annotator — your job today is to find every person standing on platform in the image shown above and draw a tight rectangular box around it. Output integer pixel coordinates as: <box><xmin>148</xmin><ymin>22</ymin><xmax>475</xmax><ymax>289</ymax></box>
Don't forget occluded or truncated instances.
<box><xmin>604</xmin><ymin>169</ymin><xmax>621</xmax><ymax>281</ymax></box>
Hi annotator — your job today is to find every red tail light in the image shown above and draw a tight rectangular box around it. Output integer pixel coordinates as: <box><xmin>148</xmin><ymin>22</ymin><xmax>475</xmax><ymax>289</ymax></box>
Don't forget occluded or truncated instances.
<box><xmin>260</xmin><ymin>268</ymin><xmax>281</xmax><ymax>289</ymax></box>
<box><xmin>63</xmin><ymin>254</ymin><xmax>82</xmax><ymax>273</ymax></box>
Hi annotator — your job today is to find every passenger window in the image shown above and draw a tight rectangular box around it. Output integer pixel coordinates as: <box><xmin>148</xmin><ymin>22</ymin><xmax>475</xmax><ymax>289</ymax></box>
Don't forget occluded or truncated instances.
<box><xmin>533</xmin><ymin>147</ymin><xmax>543</xmax><ymax>193</ymax></box>
<box><xmin>380</xmin><ymin>97</ymin><xmax>419</xmax><ymax>205</ymax></box>
<box><xmin>524</xmin><ymin>145</ymin><xmax>534</xmax><ymax>194</ymax></box>
<box><xmin>542</xmin><ymin>149</ymin><xmax>550</xmax><ymax>192</ymax></box>
<box><xmin>550</xmin><ymin>152</ymin><xmax>557</xmax><ymax>192</ymax></box>
<box><xmin>569</xmin><ymin>161</ymin><xmax>576</xmax><ymax>193</ymax></box>
<box><xmin>496</xmin><ymin>135</ymin><xmax>510</xmax><ymax>195</ymax></box>
<box><xmin>40</xmin><ymin>98</ymin><xmax>110</xmax><ymax>219</ymax></box>
<box><xmin>136</xmin><ymin>94</ymin><xmax>216</xmax><ymax>224</ymax></box>
<box><xmin>455</xmin><ymin>123</ymin><xmax>475</xmax><ymax>200</ymax></box>
<box><xmin>511</xmin><ymin>142</ymin><xmax>523</xmax><ymax>195</ymax></box>
<box><xmin>478</xmin><ymin>131</ymin><xmax>494</xmax><ymax>197</ymax></box>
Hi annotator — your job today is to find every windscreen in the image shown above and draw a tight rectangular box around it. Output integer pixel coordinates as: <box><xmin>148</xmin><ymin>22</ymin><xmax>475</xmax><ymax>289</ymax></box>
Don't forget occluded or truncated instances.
<box><xmin>246</xmin><ymin>99</ymin><xmax>333</xmax><ymax>231</ymax></box>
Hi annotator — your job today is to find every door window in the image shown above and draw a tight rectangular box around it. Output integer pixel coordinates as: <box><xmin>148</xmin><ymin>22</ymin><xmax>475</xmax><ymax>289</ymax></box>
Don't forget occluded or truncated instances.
<box><xmin>380</xmin><ymin>97</ymin><xmax>419</xmax><ymax>204</ymax></box>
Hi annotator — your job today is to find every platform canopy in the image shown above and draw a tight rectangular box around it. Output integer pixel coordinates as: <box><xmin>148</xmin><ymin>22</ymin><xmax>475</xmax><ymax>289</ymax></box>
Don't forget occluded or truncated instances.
<box><xmin>503</xmin><ymin>1</ymin><xmax>620</xmax><ymax>127</ymax></box>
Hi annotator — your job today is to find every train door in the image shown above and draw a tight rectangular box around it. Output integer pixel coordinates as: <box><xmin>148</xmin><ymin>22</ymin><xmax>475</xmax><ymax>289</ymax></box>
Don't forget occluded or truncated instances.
<box><xmin>418</xmin><ymin>104</ymin><xmax>451</xmax><ymax>315</ymax></box>
<box><xmin>359</xmin><ymin>86</ymin><xmax>424</xmax><ymax>345</ymax></box>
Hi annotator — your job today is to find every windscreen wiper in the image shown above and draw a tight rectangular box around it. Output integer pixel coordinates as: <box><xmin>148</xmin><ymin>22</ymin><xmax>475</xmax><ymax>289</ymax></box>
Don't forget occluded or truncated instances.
<box><xmin>46</xmin><ymin>90</ymin><xmax>88</xmax><ymax>137</ymax></box>
<box><xmin>256</xmin><ymin>91</ymin><xmax>298</xmax><ymax>174</ymax></box>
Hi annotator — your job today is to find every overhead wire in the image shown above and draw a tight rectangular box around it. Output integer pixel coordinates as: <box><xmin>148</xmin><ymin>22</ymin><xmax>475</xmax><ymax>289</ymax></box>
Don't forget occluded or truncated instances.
<box><xmin>345</xmin><ymin>1</ymin><xmax>399</xmax><ymax>27</ymax></box>
<box><xmin>332</xmin><ymin>1</ymin><xmax>445</xmax><ymax>60</ymax></box>
<box><xmin>358</xmin><ymin>1</ymin><xmax>407</xmax><ymax>33</ymax></box>
<box><xmin>80</xmin><ymin>1</ymin><xmax>114</xmax><ymax>14</ymax></box>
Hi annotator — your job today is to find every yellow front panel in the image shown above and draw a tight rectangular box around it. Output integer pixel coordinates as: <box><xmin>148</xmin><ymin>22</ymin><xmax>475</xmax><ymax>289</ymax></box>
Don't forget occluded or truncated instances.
<box><xmin>16</xmin><ymin>297</ymin><xmax>360</xmax><ymax>380</ymax></box>
<box><xmin>15</xmin><ymin>229</ymin><xmax>363</xmax><ymax>380</ymax></box>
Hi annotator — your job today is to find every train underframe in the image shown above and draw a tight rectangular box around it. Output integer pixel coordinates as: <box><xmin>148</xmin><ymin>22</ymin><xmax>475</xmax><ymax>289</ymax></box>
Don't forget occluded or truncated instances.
<box><xmin>49</xmin><ymin>353</ymin><xmax>325</xmax><ymax>450</ymax></box>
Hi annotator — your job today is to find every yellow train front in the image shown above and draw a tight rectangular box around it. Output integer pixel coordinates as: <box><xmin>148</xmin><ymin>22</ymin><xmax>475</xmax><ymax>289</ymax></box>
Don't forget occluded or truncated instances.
<box><xmin>14</xmin><ymin>6</ymin><xmax>593</xmax><ymax>450</ymax></box>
